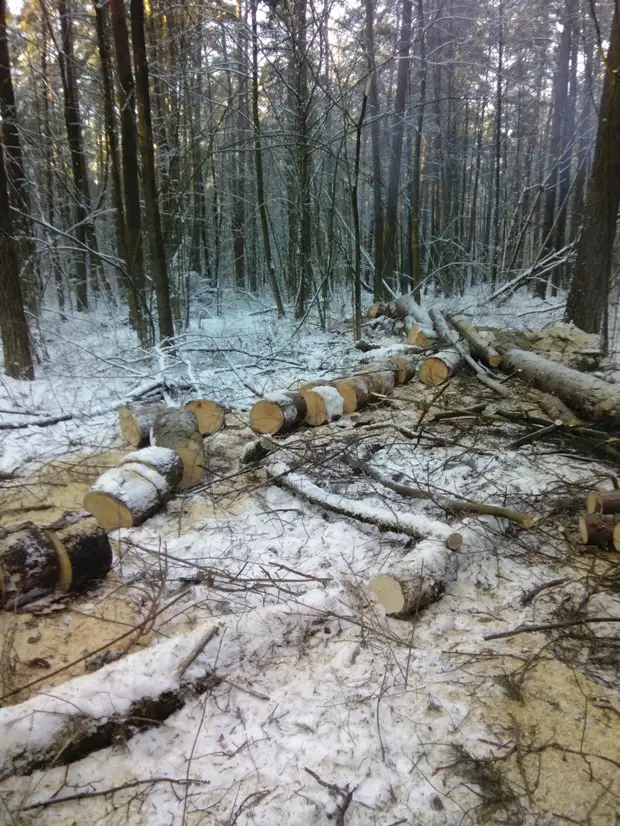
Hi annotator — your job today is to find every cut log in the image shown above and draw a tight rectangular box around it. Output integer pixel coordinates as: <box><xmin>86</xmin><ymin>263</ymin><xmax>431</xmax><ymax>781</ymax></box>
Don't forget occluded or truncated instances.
<box><xmin>84</xmin><ymin>465</ymin><xmax>170</xmax><ymax>530</ymax></box>
<box><xmin>392</xmin><ymin>355</ymin><xmax>418</xmax><ymax>385</ymax></box>
<box><xmin>419</xmin><ymin>349</ymin><xmax>463</xmax><ymax>387</ymax></box>
<box><xmin>118</xmin><ymin>402</ymin><xmax>166</xmax><ymax>448</ymax></box>
<box><xmin>407</xmin><ymin>323</ymin><xmax>437</xmax><ymax>347</ymax></box>
<box><xmin>612</xmin><ymin>523</ymin><xmax>620</xmax><ymax>552</ymax></box>
<box><xmin>499</xmin><ymin>348</ymin><xmax>620</xmax><ymax>427</ymax></box>
<box><xmin>367</xmin><ymin>302</ymin><xmax>387</xmax><ymax>319</ymax></box>
<box><xmin>0</xmin><ymin>523</ymin><xmax>59</xmax><ymax>609</ymax></box>
<box><xmin>586</xmin><ymin>490</ymin><xmax>620</xmax><ymax>515</ymax></box>
<box><xmin>537</xmin><ymin>393</ymin><xmax>581</xmax><ymax>427</ymax></box>
<box><xmin>250</xmin><ymin>392</ymin><xmax>307</xmax><ymax>435</ymax></box>
<box><xmin>241</xmin><ymin>435</ymin><xmax>278</xmax><ymax>465</ymax></box>
<box><xmin>184</xmin><ymin>399</ymin><xmax>225</xmax><ymax>435</ymax></box>
<box><xmin>119</xmin><ymin>446</ymin><xmax>183</xmax><ymax>488</ymax></box>
<box><xmin>151</xmin><ymin>408</ymin><xmax>206</xmax><ymax>488</ymax></box>
<box><xmin>331</xmin><ymin>376</ymin><xmax>370</xmax><ymax>414</ymax></box>
<box><xmin>311</xmin><ymin>385</ymin><xmax>344</xmax><ymax>421</ymax></box>
<box><xmin>579</xmin><ymin>513</ymin><xmax>620</xmax><ymax>550</ymax></box>
<box><xmin>298</xmin><ymin>388</ymin><xmax>328</xmax><ymax>427</ymax></box>
<box><xmin>358</xmin><ymin>368</ymin><xmax>395</xmax><ymax>399</ymax></box>
<box><xmin>44</xmin><ymin>516</ymin><xmax>113</xmax><ymax>592</ymax></box>
<box><xmin>367</xmin><ymin>539</ymin><xmax>458</xmax><ymax>616</ymax></box>
<box><xmin>447</xmin><ymin>316</ymin><xmax>502</xmax><ymax>367</ymax></box>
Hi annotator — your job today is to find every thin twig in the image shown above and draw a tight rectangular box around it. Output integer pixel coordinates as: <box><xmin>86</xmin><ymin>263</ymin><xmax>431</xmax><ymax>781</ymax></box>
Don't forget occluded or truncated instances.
<box><xmin>484</xmin><ymin>617</ymin><xmax>620</xmax><ymax>641</ymax></box>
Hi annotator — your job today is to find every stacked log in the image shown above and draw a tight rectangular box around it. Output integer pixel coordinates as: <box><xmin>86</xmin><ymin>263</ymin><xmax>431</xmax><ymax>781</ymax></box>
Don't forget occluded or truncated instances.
<box><xmin>151</xmin><ymin>409</ymin><xmax>206</xmax><ymax>489</ymax></box>
<box><xmin>579</xmin><ymin>489</ymin><xmax>620</xmax><ymax>551</ymax></box>
<box><xmin>0</xmin><ymin>516</ymin><xmax>112</xmax><ymax>610</ymax></box>
<box><xmin>118</xmin><ymin>402</ymin><xmax>166</xmax><ymax>448</ymax></box>
<box><xmin>84</xmin><ymin>447</ymin><xmax>183</xmax><ymax>530</ymax></box>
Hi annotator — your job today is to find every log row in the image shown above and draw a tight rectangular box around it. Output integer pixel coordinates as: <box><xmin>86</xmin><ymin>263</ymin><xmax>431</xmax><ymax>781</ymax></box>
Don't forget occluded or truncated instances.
<box><xmin>249</xmin><ymin>355</ymin><xmax>418</xmax><ymax>435</ymax></box>
<box><xmin>578</xmin><ymin>489</ymin><xmax>620</xmax><ymax>551</ymax></box>
<box><xmin>0</xmin><ymin>515</ymin><xmax>112</xmax><ymax>610</ymax></box>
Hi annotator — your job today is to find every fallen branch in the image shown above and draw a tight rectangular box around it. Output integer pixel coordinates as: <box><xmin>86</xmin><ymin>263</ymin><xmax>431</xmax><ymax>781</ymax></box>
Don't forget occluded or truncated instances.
<box><xmin>484</xmin><ymin>617</ymin><xmax>620</xmax><ymax>641</ymax></box>
<box><xmin>343</xmin><ymin>454</ymin><xmax>535</xmax><ymax>528</ymax></box>
<box><xmin>266</xmin><ymin>461</ymin><xmax>461</xmax><ymax>544</ymax></box>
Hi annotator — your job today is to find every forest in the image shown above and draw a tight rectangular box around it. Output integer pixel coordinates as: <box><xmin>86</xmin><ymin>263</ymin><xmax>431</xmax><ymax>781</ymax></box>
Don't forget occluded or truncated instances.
<box><xmin>1</xmin><ymin>0</ymin><xmax>620</xmax><ymax>824</ymax></box>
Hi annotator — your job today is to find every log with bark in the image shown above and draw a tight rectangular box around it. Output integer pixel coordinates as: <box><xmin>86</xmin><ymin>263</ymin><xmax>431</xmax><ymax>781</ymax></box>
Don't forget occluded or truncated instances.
<box><xmin>499</xmin><ymin>348</ymin><xmax>620</xmax><ymax>427</ymax></box>
<box><xmin>586</xmin><ymin>490</ymin><xmax>620</xmax><ymax>515</ymax></box>
<box><xmin>118</xmin><ymin>401</ymin><xmax>166</xmax><ymax>448</ymax></box>
<box><xmin>406</xmin><ymin>323</ymin><xmax>437</xmax><ymax>348</ymax></box>
<box><xmin>331</xmin><ymin>376</ymin><xmax>370</xmax><ymax>414</ymax></box>
<box><xmin>250</xmin><ymin>391</ymin><xmax>307</xmax><ymax>435</ymax></box>
<box><xmin>119</xmin><ymin>446</ymin><xmax>183</xmax><ymax>488</ymax></box>
<box><xmin>579</xmin><ymin>513</ymin><xmax>620</xmax><ymax>550</ymax></box>
<box><xmin>184</xmin><ymin>399</ymin><xmax>226</xmax><ymax>435</ymax></box>
<box><xmin>419</xmin><ymin>348</ymin><xmax>463</xmax><ymax>387</ymax></box>
<box><xmin>84</xmin><ymin>463</ymin><xmax>171</xmax><ymax>530</ymax></box>
<box><xmin>367</xmin><ymin>539</ymin><xmax>459</xmax><ymax>616</ymax></box>
<box><xmin>298</xmin><ymin>385</ymin><xmax>344</xmax><ymax>427</ymax></box>
<box><xmin>151</xmin><ymin>408</ymin><xmax>206</xmax><ymax>488</ymax></box>
<box><xmin>446</xmin><ymin>316</ymin><xmax>502</xmax><ymax>367</ymax></box>
<box><xmin>1</xmin><ymin>517</ymin><xmax>112</xmax><ymax>610</ymax></box>
<box><xmin>358</xmin><ymin>366</ymin><xmax>396</xmax><ymax>398</ymax></box>
<box><xmin>537</xmin><ymin>392</ymin><xmax>580</xmax><ymax>427</ymax></box>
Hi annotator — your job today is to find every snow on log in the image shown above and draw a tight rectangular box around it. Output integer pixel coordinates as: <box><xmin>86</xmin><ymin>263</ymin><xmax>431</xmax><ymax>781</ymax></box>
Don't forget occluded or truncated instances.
<box><xmin>184</xmin><ymin>399</ymin><xmax>226</xmax><ymax>435</ymax></box>
<box><xmin>579</xmin><ymin>513</ymin><xmax>620</xmax><ymax>550</ymax></box>
<box><xmin>331</xmin><ymin>376</ymin><xmax>371</xmax><ymax>414</ymax></box>
<box><xmin>266</xmin><ymin>461</ymin><xmax>460</xmax><ymax>544</ymax></box>
<box><xmin>151</xmin><ymin>408</ymin><xmax>206</xmax><ymax>488</ymax></box>
<box><xmin>586</xmin><ymin>490</ymin><xmax>620</xmax><ymax>515</ymax></box>
<box><xmin>44</xmin><ymin>515</ymin><xmax>113</xmax><ymax>592</ymax></box>
<box><xmin>83</xmin><ymin>464</ymin><xmax>171</xmax><ymax>530</ymax></box>
<box><xmin>419</xmin><ymin>349</ymin><xmax>463</xmax><ymax>387</ymax></box>
<box><xmin>407</xmin><ymin>323</ymin><xmax>437</xmax><ymax>347</ymax></box>
<box><xmin>119</xmin><ymin>446</ymin><xmax>183</xmax><ymax>488</ymax></box>
<box><xmin>0</xmin><ymin>523</ymin><xmax>59</xmax><ymax>609</ymax></box>
<box><xmin>500</xmin><ymin>348</ymin><xmax>620</xmax><ymax>427</ymax></box>
<box><xmin>298</xmin><ymin>385</ymin><xmax>344</xmax><ymax>427</ymax></box>
<box><xmin>447</xmin><ymin>316</ymin><xmax>502</xmax><ymax>367</ymax></box>
<box><xmin>537</xmin><ymin>393</ymin><xmax>580</xmax><ymax>427</ymax></box>
<box><xmin>367</xmin><ymin>540</ymin><xmax>459</xmax><ymax>616</ymax></box>
<box><xmin>118</xmin><ymin>402</ymin><xmax>167</xmax><ymax>448</ymax></box>
<box><xmin>250</xmin><ymin>391</ymin><xmax>307</xmax><ymax>435</ymax></box>
<box><xmin>394</xmin><ymin>295</ymin><xmax>432</xmax><ymax>326</ymax></box>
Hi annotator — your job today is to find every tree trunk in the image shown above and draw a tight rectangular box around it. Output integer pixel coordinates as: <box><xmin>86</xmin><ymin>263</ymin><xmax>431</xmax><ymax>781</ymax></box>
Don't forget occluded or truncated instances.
<box><xmin>130</xmin><ymin>0</ymin><xmax>175</xmax><ymax>342</ymax></box>
<box><xmin>489</xmin><ymin>0</ymin><xmax>503</xmax><ymax>287</ymax></box>
<box><xmin>364</xmin><ymin>0</ymin><xmax>384</xmax><ymax>300</ymax></box>
<box><xmin>409</xmin><ymin>0</ymin><xmax>426</xmax><ymax>302</ymax></box>
<box><xmin>565</xmin><ymin>5</ymin><xmax>620</xmax><ymax>335</ymax></box>
<box><xmin>383</xmin><ymin>0</ymin><xmax>413</xmax><ymax>288</ymax></box>
<box><xmin>251</xmin><ymin>0</ymin><xmax>284</xmax><ymax>316</ymax></box>
<box><xmin>0</xmin><ymin>143</ymin><xmax>34</xmax><ymax>379</ymax></box>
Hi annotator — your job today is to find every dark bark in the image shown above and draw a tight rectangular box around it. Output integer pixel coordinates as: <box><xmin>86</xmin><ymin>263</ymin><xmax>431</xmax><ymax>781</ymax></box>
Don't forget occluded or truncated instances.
<box><xmin>489</xmin><ymin>0</ymin><xmax>503</xmax><ymax>287</ymax></box>
<box><xmin>409</xmin><ymin>0</ymin><xmax>426</xmax><ymax>302</ymax></box>
<box><xmin>565</xmin><ymin>4</ymin><xmax>620</xmax><ymax>335</ymax></box>
<box><xmin>0</xmin><ymin>144</ymin><xmax>34</xmax><ymax>380</ymax></box>
<box><xmin>130</xmin><ymin>0</ymin><xmax>175</xmax><ymax>341</ymax></box>
<box><xmin>383</xmin><ymin>0</ymin><xmax>413</xmax><ymax>288</ymax></box>
<box><xmin>364</xmin><ymin>0</ymin><xmax>384</xmax><ymax>300</ymax></box>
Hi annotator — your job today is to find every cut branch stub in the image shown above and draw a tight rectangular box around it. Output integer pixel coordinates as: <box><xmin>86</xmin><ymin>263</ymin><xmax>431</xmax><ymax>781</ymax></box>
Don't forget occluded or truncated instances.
<box><xmin>84</xmin><ymin>464</ymin><xmax>170</xmax><ymax>530</ymax></box>
<box><xmin>151</xmin><ymin>408</ymin><xmax>206</xmax><ymax>488</ymax></box>
<box><xmin>586</xmin><ymin>490</ymin><xmax>620</xmax><ymax>515</ymax></box>
<box><xmin>118</xmin><ymin>402</ymin><xmax>166</xmax><ymax>448</ymax></box>
<box><xmin>419</xmin><ymin>349</ymin><xmax>462</xmax><ymax>387</ymax></box>
<box><xmin>120</xmin><ymin>446</ymin><xmax>183</xmax><ymax>488</ymax></box>
<box><xmin>184</xmin><ymin>399</ymin><xmax>226</xmax><ymax>435</ymax></box>
<box><xmin>579</xmin><ymin>513</ymin><xmax>620</xmax><ymax>550</ymax></box>
<box><xmin>250</xmin><ymin>392</ymin><xmax>307</xmax><ymax>435</ymax></box>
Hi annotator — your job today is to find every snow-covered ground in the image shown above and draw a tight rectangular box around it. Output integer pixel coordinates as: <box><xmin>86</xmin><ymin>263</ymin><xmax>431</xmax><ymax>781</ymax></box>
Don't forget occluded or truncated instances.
<box><xmin>1</xmin><ymin>291</ymin><xmax>619</xmax><ymax>825</ymax></box>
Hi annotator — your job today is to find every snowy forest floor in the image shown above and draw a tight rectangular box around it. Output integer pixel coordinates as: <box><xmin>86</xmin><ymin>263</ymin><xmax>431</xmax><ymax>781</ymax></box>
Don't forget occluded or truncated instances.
<box><xmin>1</xmin><ymin>290</ymin><xmax>620</xmax><ymax>826</ymax></box>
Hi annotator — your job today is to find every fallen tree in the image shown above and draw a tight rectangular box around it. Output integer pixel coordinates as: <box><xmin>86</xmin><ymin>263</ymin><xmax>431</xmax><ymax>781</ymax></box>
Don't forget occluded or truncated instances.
<box><xmin>499</xmin><ymin>348</ymin><xmax>620</xmax><ymax>427</ymax></box>
<box><xmin>367</xmin><ymin>539</ymin><xmax>459</xmax><ymax>616</ymax></box>
<box><xmin>1</xmin><ymin>516</ymin><xmax>112</xmax><ymax>610</ymax></box>
<box><xmin>446</xmin><ymin>316</ymin><xmax>502</xmax><ymax>367</ymax></box>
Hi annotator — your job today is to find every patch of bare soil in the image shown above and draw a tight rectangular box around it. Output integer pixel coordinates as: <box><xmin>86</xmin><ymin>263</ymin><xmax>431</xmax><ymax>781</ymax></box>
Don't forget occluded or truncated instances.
<box><xmin>0</xmin><ymin>419</ymin><xmax>258</xmax><ymax>705</ymax></box>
